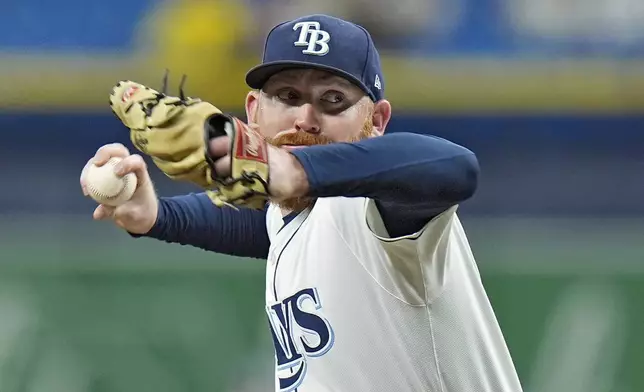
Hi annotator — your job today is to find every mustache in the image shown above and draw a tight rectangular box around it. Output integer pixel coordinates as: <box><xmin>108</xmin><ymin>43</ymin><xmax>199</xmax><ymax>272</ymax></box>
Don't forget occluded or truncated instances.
<box><xmin>267</xmin><ymin>131</ymin><xmax>334</xmax><ymax>147</ymax></box>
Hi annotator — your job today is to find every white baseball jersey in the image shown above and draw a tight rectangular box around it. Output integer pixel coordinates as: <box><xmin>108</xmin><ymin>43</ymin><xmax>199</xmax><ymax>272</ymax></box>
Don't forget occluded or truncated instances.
<box><xmin>264</xmin><ymin>197</ymin><xmax>523</xmax><ymax>392</ymax></box>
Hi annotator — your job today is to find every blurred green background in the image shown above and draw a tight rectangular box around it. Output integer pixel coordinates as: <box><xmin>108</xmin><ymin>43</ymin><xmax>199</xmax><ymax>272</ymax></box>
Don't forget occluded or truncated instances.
<box><xmin>1</xmin><ymin>0</ymin><xmax>643</xmax><ymax>391</ymax></box>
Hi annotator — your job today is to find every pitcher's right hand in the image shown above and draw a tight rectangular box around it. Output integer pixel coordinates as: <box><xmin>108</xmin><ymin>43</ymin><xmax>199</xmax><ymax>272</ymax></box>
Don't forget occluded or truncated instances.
<box><xmin>80</xmin><ymin>143</ymin><xmax>158</xmax><ymax>234</ymax></box>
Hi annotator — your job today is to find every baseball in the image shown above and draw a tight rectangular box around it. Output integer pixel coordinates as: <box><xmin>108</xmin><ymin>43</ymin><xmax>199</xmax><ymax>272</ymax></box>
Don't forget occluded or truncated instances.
<box><xmin>84</xmin><ymin>157</ymin><xmax>137</xmax><ymax>206</ymax></box>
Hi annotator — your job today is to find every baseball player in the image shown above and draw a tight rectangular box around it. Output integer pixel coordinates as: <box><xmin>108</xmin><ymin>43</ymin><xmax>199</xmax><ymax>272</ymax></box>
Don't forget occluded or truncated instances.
<box><xmin>82</xmin><ymin>14</ymin><xmax>523</xmax><ymax>392</ymax></box>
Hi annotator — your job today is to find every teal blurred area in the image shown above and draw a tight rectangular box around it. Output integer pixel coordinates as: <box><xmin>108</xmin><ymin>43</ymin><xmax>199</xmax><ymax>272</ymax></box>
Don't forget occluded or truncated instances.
<box><xmin>1</xmin><ymin>215</ymin><xmax>643</xmax><ymax>391</ymax></box>
<box><xmin>1</xmin><ymin>1</ymin><xmax>643</xmax><ymax>391</ymax></box>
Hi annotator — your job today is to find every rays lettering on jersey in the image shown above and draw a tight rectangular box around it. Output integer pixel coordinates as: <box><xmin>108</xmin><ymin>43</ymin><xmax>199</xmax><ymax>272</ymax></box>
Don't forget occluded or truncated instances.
<box><xmin>266</xmin><ymin>287</ymin><xmax>335</xmax><ymax>391</ymax></box>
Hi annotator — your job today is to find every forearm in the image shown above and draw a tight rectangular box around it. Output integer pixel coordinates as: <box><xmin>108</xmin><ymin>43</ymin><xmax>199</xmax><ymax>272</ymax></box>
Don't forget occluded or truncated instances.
<box><xmin>288</xmin><ymin>132</ymin><xmax>479</xmax><ymax>236</ymax></box>
<box><xmin>140</xmin><ymin>193</ymin><xmax>269</xmax><ymax>259</ymax></box>
<box><xmin>290</xmin><ymin>132</ymin><xmax>479</xmax><ymax>206</ymax></box>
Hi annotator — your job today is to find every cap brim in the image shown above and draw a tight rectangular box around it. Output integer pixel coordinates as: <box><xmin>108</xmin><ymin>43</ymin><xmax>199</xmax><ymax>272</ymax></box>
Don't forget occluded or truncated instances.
<box><xmin>245</xmin><ymin>61</ymin><xmax>374</xmax><ymax>101</ymax></box>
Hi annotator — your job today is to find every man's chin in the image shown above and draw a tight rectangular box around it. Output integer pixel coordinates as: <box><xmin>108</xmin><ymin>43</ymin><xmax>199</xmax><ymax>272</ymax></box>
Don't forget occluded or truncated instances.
<box><xmin>274</xmin><ymin>197</ymin><xmax>315</xmax><ymax>213</ymax></box>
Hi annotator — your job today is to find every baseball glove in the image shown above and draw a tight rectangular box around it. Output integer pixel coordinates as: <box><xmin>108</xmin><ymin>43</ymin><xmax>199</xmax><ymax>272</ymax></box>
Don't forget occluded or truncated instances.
<box><xmin>109</xmin><ymin>77</ymin><xmax>270</xmax><ymax>209</ymax></box>
<box><xmin>204</xmin><ymin>114</ymin><xmax>271</xmax><ymax>210</ymax></box>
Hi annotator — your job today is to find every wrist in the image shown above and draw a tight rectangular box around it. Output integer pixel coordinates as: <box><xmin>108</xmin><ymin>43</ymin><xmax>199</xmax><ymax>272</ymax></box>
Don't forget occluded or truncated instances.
<box><xmin>268</xmin><ymin>146</ymin><xmax>309</xmax><ymax>200</ymax></box>
<box><xmin>131</xmin><ymin>196</ymin><xmax>161</xmax><ymax>236</ymax></box>
<box><xmin>286</xmin><ymin>152</ymin><xmax>309</xmax><ymax>197</ymax></box>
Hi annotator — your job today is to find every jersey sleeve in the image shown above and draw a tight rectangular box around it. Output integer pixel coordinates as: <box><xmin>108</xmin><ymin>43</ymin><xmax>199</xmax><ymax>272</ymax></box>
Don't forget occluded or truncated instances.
<box><xmin>137</xmin><ymin>192</ymin><xmax>270</xmax><ymax>259</ymax></box>
<box><xmin>363</xmin><ymin>198</ymin><xmax>460</xmax><ymax>302</ymax></box>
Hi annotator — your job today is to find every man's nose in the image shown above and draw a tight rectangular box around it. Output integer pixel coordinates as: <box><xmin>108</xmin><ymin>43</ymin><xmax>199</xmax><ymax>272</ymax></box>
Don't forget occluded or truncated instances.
<box><xmin>294</xmin><ymin>104</ymin><xmax>320</xmax><ymax>134</ymax></box>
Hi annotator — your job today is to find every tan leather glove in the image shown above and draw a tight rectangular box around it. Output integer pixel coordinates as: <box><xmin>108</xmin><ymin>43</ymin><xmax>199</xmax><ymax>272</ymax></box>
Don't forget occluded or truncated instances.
<box><xmin>203</xmin><ymin>114</ymin><xmax>270</xmax><ymax>210</ymax></box>
<box><xmin>109</xmin><ymin>80</ymin><xmax>222</xmax><ymax>188</ymax></box>
<box><xmin>109</xmin><ymin>80</ymin><xmax>270</xmax><ymax>209</ymax></box>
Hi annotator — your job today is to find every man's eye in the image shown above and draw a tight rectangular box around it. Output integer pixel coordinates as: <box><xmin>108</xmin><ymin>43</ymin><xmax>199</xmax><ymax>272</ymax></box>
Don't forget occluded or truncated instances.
<box><xmin>277</xmin><ymin>90</ymin><xmax>299</xmax><ymax>101</ymax></box>
<box><xmin>322</xmin><ymin>93</ymin><xmax>343</xmax><ymax>104</ymax></box>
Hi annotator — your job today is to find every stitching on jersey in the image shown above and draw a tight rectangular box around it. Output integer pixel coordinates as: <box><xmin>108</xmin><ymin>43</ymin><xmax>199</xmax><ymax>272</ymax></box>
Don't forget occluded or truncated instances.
<box><xmin>417</xmin><ymin>243</ymin><xmax>430</xmax><ymax>314</ymax></box>
<box><xmin>324</xmin><ymin>203</ymin><xmax>427</xmax><ymax>307</ymax></box>
<box><xmin>367</xmin><ymin>199</ymin><xmax>458</xmax><ymax>304</ymax></box>
<box><xmin>427</xmin><ymin>308</ymin><xmax>447</xmax><ymax>392</ymax></box>
<box><xmin>419</xmin><ymin>215</ymin><xmax>457</xmax><ymax>304</ymax></box>
<box><xmin>272</xmin><ymin>211</ymin><xmax>311</xmax><ymax>301</ymax></box>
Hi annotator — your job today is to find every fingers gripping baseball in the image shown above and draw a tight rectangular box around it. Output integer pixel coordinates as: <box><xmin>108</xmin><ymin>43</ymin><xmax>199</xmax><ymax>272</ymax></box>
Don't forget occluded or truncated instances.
<box><xmin>114</xmin><ymin>154</ymin><xmax>149</xmax><ymax>186</ymax></box>
<box><xmin>81</xmin><ymin>145</ymin><xmax>147</xmax><ymax>192</ymax></box>
<box><xmin>81</xmin><ymin>144</ymin><xmax>159</xmax><ymax>234</ymax></box>
<box><xmin>95</xmin><ymin>143</ymin><xmax>130</xmax><ymax>164</ymax></box>
<box><xmin>81</xmin><ymin>144</ymin><xmax>128</xmax><ymax>195</ymax></box>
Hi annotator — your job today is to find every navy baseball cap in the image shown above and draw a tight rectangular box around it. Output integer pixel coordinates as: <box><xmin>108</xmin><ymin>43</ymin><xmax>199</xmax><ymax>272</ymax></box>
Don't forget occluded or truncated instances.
<box><xmin>245</xmin><ymin>14</ymin><xmax>384</xmax><ymax>102</ymax></box>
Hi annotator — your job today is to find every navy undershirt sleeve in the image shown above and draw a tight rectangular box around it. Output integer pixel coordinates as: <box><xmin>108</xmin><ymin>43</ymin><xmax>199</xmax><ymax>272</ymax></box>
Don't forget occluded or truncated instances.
<box><xmin>140</xmin><ymin>192</ymin><xmax>270</xmax><ymax>259</ymax></box>
<box><xmin>289</xmin><ymin>132</ymin><xmax>479</xmax><ymax>237</ymax></box>
<box><xmin>135</xmin><ymin>133</ymin><xmax>476</xmax><ymax>250</ymax></box>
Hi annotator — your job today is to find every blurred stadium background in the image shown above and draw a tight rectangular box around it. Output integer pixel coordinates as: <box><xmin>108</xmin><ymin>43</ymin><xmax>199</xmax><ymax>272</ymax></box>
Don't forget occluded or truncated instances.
<box><xmin>0</xmin><ymin>0</ymin><xmax>643</xmax><ymax>391</ymax></box>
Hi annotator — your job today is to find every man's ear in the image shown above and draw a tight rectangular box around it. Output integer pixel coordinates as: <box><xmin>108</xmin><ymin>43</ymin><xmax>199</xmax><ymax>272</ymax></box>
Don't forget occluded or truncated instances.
<box><xmin>372</xmin><ymin>99</ymin><xmax>392</xmax><ymax>137</ymax></box>
<box><xmin>245</xmin><ymin>90</ymin><xmax>260</xmax><ymax>123</ymax></box>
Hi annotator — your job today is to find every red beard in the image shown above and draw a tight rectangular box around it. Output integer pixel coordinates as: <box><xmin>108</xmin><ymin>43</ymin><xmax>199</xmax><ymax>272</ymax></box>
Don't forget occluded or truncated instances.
<box><xmin>266</xmin><ymin>117</ymin><xmax>374</xmax><ymax>212</ymax></box>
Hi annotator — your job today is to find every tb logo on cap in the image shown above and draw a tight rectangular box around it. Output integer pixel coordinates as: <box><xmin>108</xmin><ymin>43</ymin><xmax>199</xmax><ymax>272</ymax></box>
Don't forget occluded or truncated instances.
<box><xmin>293</xmin><ymin>22</ymin><xmax>330</xmax><ymax>56</ymax></box>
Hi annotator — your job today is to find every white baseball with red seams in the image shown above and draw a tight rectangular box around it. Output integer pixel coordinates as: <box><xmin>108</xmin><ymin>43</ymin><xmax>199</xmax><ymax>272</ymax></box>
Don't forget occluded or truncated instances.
<box><xmin>84</xmin><ymin>157</ymin><xmax>137</xmax><ymax>206</ymax></box>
